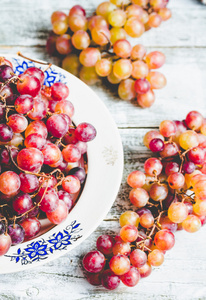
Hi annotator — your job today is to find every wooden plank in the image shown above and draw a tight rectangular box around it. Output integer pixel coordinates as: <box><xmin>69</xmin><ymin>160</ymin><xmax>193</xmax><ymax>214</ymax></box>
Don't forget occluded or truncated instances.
<box><xmin>0</xmin><ymin>0</ymin><xmax>206</xmax><ymax>47</ymax></box>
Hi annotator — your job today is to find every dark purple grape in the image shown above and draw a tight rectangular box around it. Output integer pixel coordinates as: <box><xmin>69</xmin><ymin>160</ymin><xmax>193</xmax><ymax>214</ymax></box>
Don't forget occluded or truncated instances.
<box><xmin>0</xmin><ymin>124</ymin><xmax>13</xmax><ymax>142</ymax></box>
<box><xmin>0</xmin><ymin>65</ymin><xmax>14</xmax><ymax>82</ymax></box>
<box><xmin>57</xmin><ymin>190</ymin><xmax>73</xmax><ymax>211</ymax></box>
<box><xmin>0</xmin><ymin>221</ymin><xmax>5</xmax><ymax>234</ymax></box>
<box><xmin>0</xmin><ymin>147</ymin><xmax>18</xmax><ymax>164</ymax></box>
<box><xmin>68</xmin><ymin>167</ymin><xmax>86</xmax><ymax>184</ymax></box>
<box><xmin>149</xmin><ymin>138</ymin><xmax>164</xmax><ymax>152</ymax></box>
<box><xmin>8</xmin><ymin>224</ymin><xmax>25</xmax><ymax>245</ymax></box>
<box><xmin>163</xmin><ymin>193</ymin><xmax>178</xmax><ymax>210</ymax></box>
<box><xmin>182</xmin><ymin>161</ymin><xmax>196</xmax><ymax>174</ymax></box>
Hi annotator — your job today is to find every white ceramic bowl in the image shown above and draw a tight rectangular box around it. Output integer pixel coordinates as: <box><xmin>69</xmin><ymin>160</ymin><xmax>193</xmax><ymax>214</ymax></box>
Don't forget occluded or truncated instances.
<box><xmin>0</xmin><ymin>55</ymin><xmax>124</xmax><ymax>273</ymax></box>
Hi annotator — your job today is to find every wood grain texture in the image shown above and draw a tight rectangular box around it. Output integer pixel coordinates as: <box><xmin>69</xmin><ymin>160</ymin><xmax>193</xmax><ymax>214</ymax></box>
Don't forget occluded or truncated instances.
<box><xmin>0</xmin><ymin>0</ymin><xmax>206</xmax><ymax>299</ymax></box>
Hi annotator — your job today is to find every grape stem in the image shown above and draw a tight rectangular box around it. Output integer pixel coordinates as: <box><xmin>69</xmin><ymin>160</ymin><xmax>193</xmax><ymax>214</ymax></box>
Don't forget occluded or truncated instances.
<box><xmin>17</xmin><ymin>52</ymin><xmax>51</xmax><ymax>66</ymax></box>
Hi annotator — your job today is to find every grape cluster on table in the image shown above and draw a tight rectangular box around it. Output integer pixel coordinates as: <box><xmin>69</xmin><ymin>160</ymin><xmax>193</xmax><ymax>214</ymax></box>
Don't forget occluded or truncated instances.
<box><xmin>47</xmin><ymin>0</ymin><xmax>171</xmax><ymax>108</ymax></box>
<box><xmin>82</xmin><ymin>110</ymin><xmax>206</xmax><ymax>290</ymax></box>
<box><xmin>0</xmin><ymin>57</ymin><xmax>96</xmax><ymax>256</ymax></box>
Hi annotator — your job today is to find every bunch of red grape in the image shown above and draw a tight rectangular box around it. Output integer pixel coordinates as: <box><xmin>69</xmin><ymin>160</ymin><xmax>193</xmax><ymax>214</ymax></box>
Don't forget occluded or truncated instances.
<box><xmin>0</xmin><ymin>56</ymin><xmax>96</xmax><ymax>256</ymax></box>
<box><xmin>82</xmin><ymin>110</ymin><xmax>206</xmax><ymax>290</ymax></box>
<box><xmin>46</xmin><ymin>0</ymin><xmax>171</xmax><ymax>107</ymax></box>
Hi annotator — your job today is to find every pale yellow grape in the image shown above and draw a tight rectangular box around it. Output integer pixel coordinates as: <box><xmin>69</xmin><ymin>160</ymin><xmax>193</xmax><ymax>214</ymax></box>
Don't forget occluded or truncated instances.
<box><xmin>158</xmin><ymin>8</ymin><xmax>172</xmax><ymax>21</ymax></box>
<box><xmin>168</xmin><ymin>202</ymin><xmax>188</xmax><ymax>223</ymax></box>
<box><xmin>148</xmin><ymin>12</ymin><xmax>162</xmax><ymax>28</ymax></box>
<box><xmin>95</xmin><ymin>59</ymin><xmax>112</xmax><ymax>77</ymax></box>
<box><xmin>118</xmin><ymin>79</ymin><xmax>136</xmax><ymax>101</ymax></box>
<box><xmin>179</xmin><ymin>130</ymin><xmax>199</xmax><ymax>150</ymax></box>
<box><xmin>71</xmin><ymin>30</ymin><xmax>90</xmax><ymax>50</ymax></box>
<box><xmin>96</xmin><ymin>2</ymin><xmax>116</xmax><ymax>20</ymax></box>
<box><xmin>110</xmin><ymin>27</ymin><xmax>127</xmax><ymax>44</ymax></box>
<box><xmin>107</xmin><ymin>70</ymin><xmax>122</xmax><ymax>84</ymax></box>
<box><xmin>182</xmin><ymin>215</ymin><xmax>201</xmax><ymax>233</ymax></box>
<box><xmin>113</xmin><ymin>59</ymin><xmax>132</xmax><ymax>80</ymax></box>
<box><xmin>193</xmin><ymin>200</ymin><xmax>206</xmax><ymax>216</ymax></box>
<box><xmin>62</xmin><ymin>54</ymin><xmax>81</xmax><ymax>76</ymax></box>
<box><xmin>119</xmin><ymin>211</ymin><xmax>140</xmax><ymax>227</ymax></box>
<box><xmin>148</xmin><ymin>249</ymin><xmax>164</xmax><ymax>267</ymax></box>
<box><xmin>79</xmin><ymin>66</ymin><xmax>99</xmax><ymax>85</ymax></box>
<box><xmin>124</xmin><ymin>17</ymin><xmax>145</xmax><ymax>37</ymax></box>
<box><xmin>108</xmin><ymin>9</ymin><xmax>127</xmax><ymax>27</ymax></box>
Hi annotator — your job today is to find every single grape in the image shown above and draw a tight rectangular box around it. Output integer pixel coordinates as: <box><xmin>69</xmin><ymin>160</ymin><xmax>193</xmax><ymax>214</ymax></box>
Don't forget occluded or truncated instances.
<box><xmin>96</xmin><ymin>2</ymin><xmax>116</xmax><ymax>20</ymax></box>
<box><xmin>109</xmin><ymin>254</ymin><xmax>130</xmax><ymax>275</ymax></box>
<box><xmin>47</xmin><ymin>114</ymin><xmax>69</xmax><ymax>138</ymax></box>
<box><xmin>62</xmin><ymin>54</ymin><xmax>81</xmax><ymax>76</ymax></box>
<box><xmin>149</xmin><ymin>138</ymin><xmax>164</xmax><ymax>152</ymax></box>
<box><xmin>129</xmin><ymin>188</ymin><xmax>149</xmax><ymax>207</ymax></box>
<box><xmin>8</xmin><ymin>224</ymin><xmax>25</xmax><ymax>245</ymax></box>
<box><xmin>113</xmin><ymin>59</ymin><xmax>132</xmax><ymax>80</ymax></box>
<box><xmin>182</xmin><ymin>215</ymin><xmax>201</xmax><ymax>233</ymax></box>
<box><xmin>112</xmin><ymin>240</ymin><xmax>131</xmax><ymax>256</ymax></box>
<box><xmin>68</xmin><ymin>14</ymin><xmax>87</xmax><ymax>32</ymax></box>
<box><xmin>139</xmin><ymin>212</ymin><xmax>154</xmax><ymax>228</ymax></box>
<box><xmin>27</xmin><ymin>98</ymin><xmax>47</xmax><ymax>121</ymax></box>
<box><xmin>25</xmin><ymin>120</ymin><xmax>48</xmax><ymax>139</ymax></box>
<box><xmin>101</xmin><ymin>269</ymin><xmax>120</xmax><ymax>290</ymax></box>
<box><xmin>88</xmin><ymin>15</ymin><xmax>109</xmax><ymax>31</ymax></box>
<box><xmin>19</xmin><ymin>217</ymin><xmax>41</xmax><ymax>239</ymax></box>
<box><xmin>95</xmin><ymin>59</ymin><xmax>112</xmax><ymax>77</ymax></box>
<box><xmin>71</xmin><ymin>30</ymin><xmax>90</xmax><ymax>50</ymax></box>
<box><xmin>120</xmin><ymin>225</ymin><xmax>138</xmax><ymax>242</ymax></box>
<box><xmin>137</xmin><ymin>89</ymin><xmax>155</xmax><ymax>108</ymax></box>
<box><xmin>51</xmin><ymin>11</ymin><xmax>68</xmax><ymax>24</ymax></box>
<box><xmin>17</xmin><ymin>74</ymin><xmax>41</xmax><ymax>97</ymax></box>
<box><xmin>168</xmin><ymin>172</ymin><xmax>185</xmax><ymax>189</ymax></box>
<box><xmin>144</xmin><ymin>157</ymin><xmax>163</xmax><ymax>176</ymax></box>
<box><xmin>36</xmin><ymin>187</ymin><xmax>59</xmax><ymax>213</ymax></box>
<box><xmin>148</xmin><ymin>249</ymin><xmax>164</xmax><ymax>267</ymax></box>
<box><xmin>0</xmin><ymin>65</ymin><xmax>14</xmax><ymax>82</ymax></box>
<box><xmin>143</xmin><ymin>130</ymin><xmax>164</xmax><ymax>148</ymax></box>
<box><xmin>145</xmin><ymin>51</ymin><xmax>165</xmax><ymax>69</ymax></box>
<box><xmin>55</xmin><ymin>100</ymin><xmax>74</xmax><ymax>118</ymax></box>
<box><xmin>124</xmin><ymin>17</ymin><xmax>145</xmax><ymax>37</ymax></box>
<box><xmin>110</xmin><ymin>27</ymin><xmax>127</xmax><ymax>44</ymax></box>
<box><xmin>41</xmin><ymin>142</ymin><xmax>61</xmax><ymax>165</ymax></box>
<box><xmin>134</xmin><ymin>78</ymin><xmax>151</xmax><ymax>94</ymax></box>
<box><xmin>132</xmin><ymin>60</ymin><xmax>149</xmax><ymax>79</ymax></box>
<box><xmin>168</xmin><ymin>202</ymin><xmax>188</xmax><ymax>223</ymax></box>
<box><xmin>13</xmin><ymin>192</ymin><xmax>33</xmax><ymax>215</ymax></box>
<box><xmin>185</xmin><ymin>111</ymin><xmax>203</xmax><ymax>131</ymax></box>
<box><xmin>79</xmin><ymin>48</ymin><xmax>101</xmax><ymax>67</ymax></box>
<box><xmin>0</xmin><ymin>124</ymin><xmax>13</xmax><ymax>142</ymax></box>
<box><xmin>0</xmin><ymin>171</ymin><xmax>21</xmax><ymax>195</ymax></box>
<box><xmin>62</xmin><ymin>144</ymin><xmax>81</xmax><ymax>163</ymax></box>
<box><xmin>96</xmin><ymin>235</ymin><xmax>115</xmax><ymax>256</ymax></box>
<box><xmin>131</xmin><ymin>44</ymin><xmax>146</xmax><ymax>60</ymax></box>
<box><xmin>120</xmin><ymin>266</ymin><xmax>140</xmax><ymax>287</ymax></box>
<box><xmin>52</xmin><ymin>20</ymin><xmax>68</xmax><ymax>35</ymax></box>
<box><xmin>79</xmin><ymin>66</ymin><xmax>99</xmax><ymax>86</ymax></box>
<box><xmin>149</xmin><ymin>183</ymin><xmax>168</xmax><ymax>201</ymax></box>
<box><xmin>0</xmin><ymin>234</ymin><xmax>12</xmax><ymax>256</ymax></box>
<box><xmin>51</xmin><ymin>82</ymin><xmax>69</xmax><ymax>101</ymax></box>
<box><xmin>19</xmin><ymin>173</ymin><xmax>39</xmax><ymax>194</ymax></box>
<box><xmin>24</xmin><ymin>67</ymin><xmax>45</xmax><ymax>85</ymax></box>
<box><xmin>127</xmin><ymin>170</ymin><xmax>146</xmax><ymax>188</ymax></box>
<box><xmin>17</xmin><ymin>148</ymin><xmax>44</xmax><ymax>173</ymax></box>
<box><xmin>138</xmin><ymin>262</ymin><xmax>152</xmax><ymax>278</ymax></box>
<box><xmin>118</xmin><ymin>78</ymin><xmax>136</xmax><ymax>101</ymax></box>
<box><xmin>83</xmin><ymin>250</ymin><xmax>105</xmax><ymax>273</ymax></box>
<box><xmin>7</xmin><ymin>114</ymin><xmax>28</xmax><ymax>133</ymax></box>
<box><xmin>69</xmin><ymin>5</ymin><xmax>86</xmax><ymax>17</ymax></box>
<box><xmin>91</xmin><ymin>26</ymin><xmax>111</xmax><ymax>46</ymax></box>
<box><xmin>68</xmin><ymin>167</ymin><xmax>86</xmax><ymax>184</ymax></box>
<box><xmin>56</xmin><ymin>34</ymin><xmax>73</xmax><ymax>55</ymax></box>
<box><xmin>179</xmin><ymin>130</ymin><xmax>199</xmax><ymax>150</ymax></box>
<box><xmin>113</xmin><ymin>39</ymin><xmax>132</xmax><ymax>59</ymax></box>
<box><xmin>46</xmin><ymin>200</ymin><xmax>68</xmax><ymax>224</ymax></box>
<box><xmin>62</xmin><ymin>175</ymin><xmax>81</xmax><ymax>193</ymax></box>
<box><xmin>154</xmin><ymin>229</ymin><xmax>175</xmax><ymax>251</ymax></box>
<box><xmin>130</xmin><ymin>249</ymin><xmax>147</xmax><ymax>268</ymax></box>
<box><xmin>75</xmin><ymin>122</ymin><xmax>97</xmax><ymax>142</ymax></box>
<box><xmin>108</xmin><ymin>9</ymin><xmax>127</xmax><ymax>27</ymax></box>
<box><xmin>147</xmin><ymin>71</ymin><xmax>167</xmax><ymax>89</ymax></box>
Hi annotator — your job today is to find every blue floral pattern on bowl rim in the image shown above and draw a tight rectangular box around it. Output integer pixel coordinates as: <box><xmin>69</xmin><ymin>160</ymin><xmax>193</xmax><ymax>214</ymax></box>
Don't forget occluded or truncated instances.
<box><xmin>12</xmin><ymin>58</ymin><xmax>67</xmax><ymax>86</ymax></box>
<box><xmin>5</xmin><ymin>221</ymin><xmax>82</xmax><ymax>265</ymax></box>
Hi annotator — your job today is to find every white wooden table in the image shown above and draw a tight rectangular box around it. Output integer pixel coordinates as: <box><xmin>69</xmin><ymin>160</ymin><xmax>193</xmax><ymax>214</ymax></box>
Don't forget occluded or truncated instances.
<box><xmin>1</xmin><ymin>0</ymin><xmax>206</xmax><ymax>299</ymax></box>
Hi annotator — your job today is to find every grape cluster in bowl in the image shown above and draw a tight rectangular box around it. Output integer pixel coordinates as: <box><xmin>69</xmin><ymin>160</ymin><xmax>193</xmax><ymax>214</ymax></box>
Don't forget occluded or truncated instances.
<box><xmin>47</xmin><ymin>0</ymin><xmax>171</xmax><ymax>107</ymax></box>
<box><xmin>0</xmin><ymin>57</ymin><xmax>96</xmax><ymax>257</ymax></box>
<box><xmin>82</xmin><ymin>110</ymin><xmax>206</xmax><ymax>290</ymax></box>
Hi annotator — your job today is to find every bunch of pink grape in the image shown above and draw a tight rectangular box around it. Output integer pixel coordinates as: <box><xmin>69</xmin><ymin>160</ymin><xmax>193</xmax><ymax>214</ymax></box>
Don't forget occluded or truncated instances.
<box><xmin>0</xmin><ymin>56</ymin><xmax>96</xmax><ymax>257</ymax></box>
<box><xmin>82</xmin><ymin>110</ymin><xmax>206</xmax><ymax>290</ymax></box>
<box><xmin>46</xmin><ymin>0</ymin><xmax>171</xmax><ymax>107</ymax></box>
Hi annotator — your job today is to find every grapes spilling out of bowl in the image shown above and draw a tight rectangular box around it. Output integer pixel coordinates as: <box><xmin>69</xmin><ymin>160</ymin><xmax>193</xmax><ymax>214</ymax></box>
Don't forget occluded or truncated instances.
<box><xmin>82</xmin><ymin>110</ymin><xmax>206</xmax><ymax>290</ymax></box>
<box><xmin>47</xmin><ymin>0</ymin><xmax>171</xmax><ymax>107</ymax></box>
<box><xmin>0</xmin><ymin>56</ymin><xmax>96</xmax><ymax>256</ymax></box>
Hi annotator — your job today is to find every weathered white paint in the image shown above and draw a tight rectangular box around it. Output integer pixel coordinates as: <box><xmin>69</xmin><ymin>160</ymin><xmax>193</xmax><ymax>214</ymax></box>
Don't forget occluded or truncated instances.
<box><xmin>0</xmin><ymin>0</ymin><xmax>206</xmax><ymax>299</ymax></box>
